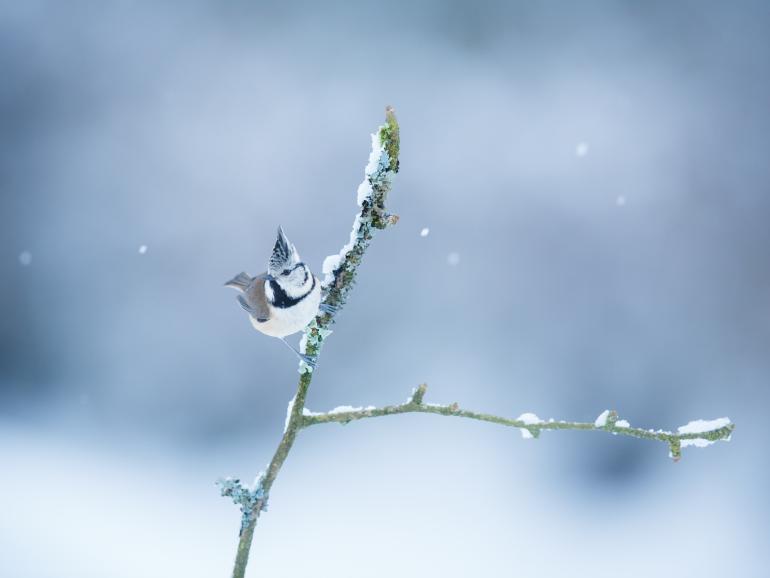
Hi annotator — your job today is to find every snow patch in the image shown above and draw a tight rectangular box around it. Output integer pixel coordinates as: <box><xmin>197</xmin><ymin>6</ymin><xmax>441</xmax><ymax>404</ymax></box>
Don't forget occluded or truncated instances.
<box><xmin>356</xmin><ymin>132</ymin><xmax>387</xmax><ymax>206</ymax></box>
<box><xmin>594</xmin><ymin>410</ymin><xmax>610</xmax><ymax>427</ymax></box>
<box><xmin>517</xmin><ymin>413</ymin><xmax>541</xmax><ymax>425</ymax></box>
<box><xmin>520</xmin><ymin>428</ymin><xmax>534</xmax><ymax>439</ymax></box>
<box><xmin>328</xmin><ymin>405</ymin><xmax>362</xmax><ymax>415</ymax></box>
<box><xmin>284</xmin><ymin>395</ymin><xmax>297</xmax><ymax>432</ymax></box>
<box><xmin>356</xmin><ymin>181</ymin><xmax>373</xmax><ymax>206</ymax></box>
<box><xmin>677</xmin><ymin>417</ymin><xmax>731</xmax><ymax>434</ymax></box>
<box><xmin>680</xmin><ymin>438</ymin><xmax>716</xmax><ymax>448</ymax></box>
<box><xmin>298</xmin><ymin>332</ymin><xmax>309</xmax><ymax>355</ymax></box>
<box><xmin>322</xmin><ymin>215</ymin><xmax>363</xmax><ymax>287</ymax></box>
<box><xmin>322</xmin><ymin>254</ymin><xmax>342</xmax><ymax>277</ymax></box>
<box><xmin>615</xmin><ymin>419</ymin><xmax>630</xmax><ymax>428</ymax></box>
<box><xmin>364</xmin><ymin>132</ymin><xmax>385</xmax><ymax>180</ymax></box>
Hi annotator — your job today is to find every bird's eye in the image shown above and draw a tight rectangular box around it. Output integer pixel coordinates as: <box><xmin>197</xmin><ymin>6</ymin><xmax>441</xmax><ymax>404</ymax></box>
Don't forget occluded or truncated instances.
<box><xmin>282</xmin><ymin>269</ymin><xmax>291</xmax><ymax>276</ymax></box>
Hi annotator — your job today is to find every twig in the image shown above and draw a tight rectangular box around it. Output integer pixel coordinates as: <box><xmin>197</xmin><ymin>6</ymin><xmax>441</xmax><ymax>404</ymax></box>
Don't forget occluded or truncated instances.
<box><xmin>300</xmin><ymin>384</ymin><xmax>734</xmax><ymax>461</ymax></box>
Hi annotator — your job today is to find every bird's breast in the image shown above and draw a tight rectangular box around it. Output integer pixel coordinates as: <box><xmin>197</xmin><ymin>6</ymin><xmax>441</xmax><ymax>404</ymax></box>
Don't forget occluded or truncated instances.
<box><xmin>251</xmin><ymin>278</ymin><xmax>321</xmax><ymax>338</ymax></box>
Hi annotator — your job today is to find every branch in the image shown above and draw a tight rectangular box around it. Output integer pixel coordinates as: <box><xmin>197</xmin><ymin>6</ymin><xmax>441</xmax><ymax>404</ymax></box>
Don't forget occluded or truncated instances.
<box><xmin>220</xmin><ymin>109</ymin><xmax>735</xmax><ymax>578</ymax></box>
<box><xmin>223</xmin><ymin>108</ymin><xmax>401</xmax><ymax>578</ymax></box>
<box><xmin>301</xmin><ymin>384</ymin><xmax>734</xmax><ymax>461</ymax></box>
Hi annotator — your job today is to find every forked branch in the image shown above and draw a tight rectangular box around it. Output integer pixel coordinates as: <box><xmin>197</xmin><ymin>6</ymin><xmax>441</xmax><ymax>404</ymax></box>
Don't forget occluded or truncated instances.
<box><xmin>219</xmin><ymin>108</ymin><xmax>734</xmax><ymax>578</ymax></box>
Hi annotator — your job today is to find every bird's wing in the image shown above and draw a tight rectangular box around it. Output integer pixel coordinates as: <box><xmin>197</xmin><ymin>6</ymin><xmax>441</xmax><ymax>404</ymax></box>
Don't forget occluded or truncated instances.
<box><xmin>224</xmin><ymin>272</ymin><xmax>252</xmax><ymax>291</ymax></box>
<box><xmin>241</xmin><ymin>272</ymin><xmax>272</xmax><ymax>322</ymax></box>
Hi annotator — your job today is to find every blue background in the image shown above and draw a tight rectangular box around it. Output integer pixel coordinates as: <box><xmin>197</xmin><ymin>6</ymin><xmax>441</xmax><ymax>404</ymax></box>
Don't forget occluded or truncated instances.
<box><xmin>1</xmin><ymin>1</ymin><xmax>767</xmax><ymax>576</ymax></box>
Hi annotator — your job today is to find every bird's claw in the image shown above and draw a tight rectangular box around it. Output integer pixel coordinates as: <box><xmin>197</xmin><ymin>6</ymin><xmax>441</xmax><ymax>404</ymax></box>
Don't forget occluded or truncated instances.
<box><xmin>300</xmin><ymin>354</ymin><xmax>317</xmax><ymax>369</ymax></box>
<box><xmin>319</xmin><ymin>303</ymin><xmax>338</xmax><ymax>315</ymax></box>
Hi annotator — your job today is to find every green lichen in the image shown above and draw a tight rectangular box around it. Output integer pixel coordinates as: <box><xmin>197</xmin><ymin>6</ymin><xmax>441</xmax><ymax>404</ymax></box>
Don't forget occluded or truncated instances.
<box><xmin>380</xmin><ymin>106</ymin><xmax>400</xmax><ymax>173</ymax></box>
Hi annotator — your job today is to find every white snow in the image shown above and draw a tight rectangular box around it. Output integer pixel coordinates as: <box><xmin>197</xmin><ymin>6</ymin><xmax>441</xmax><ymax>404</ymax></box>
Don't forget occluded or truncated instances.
<box><xmin>677</xmin><ymin>417</ymin><xmax>731</xmax><ymax>434</ymax></box>
<box><xmin>676</xmin><ymin>417</ymin><xmax>732</xmax><ymax>450</ymax></box>
<box><xmin>680</xmin><ymin>438</ymin><xmax>716</xmax><ymax>448</ymax></box>
<box><xmin>18</xmin><ymin>251</ymin><xmax>32</xmax><ymax>266</ymax></box>
<box><xmin>594</xmin><ymin>410</ymin><xmax>610</xmax><ymax>427</ymax></box>
<box><xmin>302</xmin><ymin>408</ymin><xmax>321</xmax><ymax>417</ymax></box>
<box><xmin>322</xmin><ymin>254</ymin><xmax>342</xmax><ymax>277</ymax></box>
<box><xmin>447</xmin><ymin>252</ymin><xmax>460</xmax><ymax>266</ymax></box>
<box><xmin>615</xmin><ymin>419</ymin><xmax>630</xmax><ymax>428</ymax></box>
<box><xmin>321</xmin><ymin>124</ymin><xmax>393</xmax><ymax>287</ymax></box>
<box><xmin>420</xmin><ymin>227</ymin><xmax>430</xmax><ymax>237</ymax></box>
<box><xmin>356</xmin><ymin>180</ymin><xmax>373</xmax><ymax>206</ymax></box>
<box><xmin>520</xmin><ymin>428</ymin><xmax>534</xmax><ymax>439</ymax></box>
<box><xmin>284</xmin><ymin>395</ymin><xmax>297</xmax><ymax>432</ymax></box>
<box><xmin>517</xmin><ymin>413</ymin><xmax>541</xmax><ymax>425</ymax></box>
<box><xmin>355</xmin><ymin>132</ymin><xmax>386</xmax><ymax>206</ymax></box>
<box><xmin>138</xmin><ymin>245</ymin><xmax>148</xmax><ymax>254</ymax></box>
<box><xmin>575</xmin><ymin>142</ymin><xmax>589</xmax><ymax>157</ymax></box>
<box><xmin>298</xmin><ymin>360</ymin><xmax>314</xmax><ymax>374</ymax></box>
<box><xmin>298</xmin><ymin>331</ymin><xmax>308</xmax><ymax>354</ymax></box>
<box><xmin>321</xmin><ymin>215</ymin><xmax>362</xmax><ymax>287</ymax></box>
<box><xmin>364</xmin><ymin>132</ymin><xmax>385</xmax><ymax>178</ymax></box>
<box><xmin>328</xmin><ymin>405</ymin><xmax>362</xmax><ymax>415</ymax></box>
<box><xmin>321</xmin><ymin>405</ymin><xmax>375</xmax><ymax>416</ymax></box>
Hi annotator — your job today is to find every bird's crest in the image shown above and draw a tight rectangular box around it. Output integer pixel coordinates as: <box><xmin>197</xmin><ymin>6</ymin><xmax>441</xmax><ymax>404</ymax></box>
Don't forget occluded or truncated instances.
<box><xmin>269</xmin><ymin>226</ymin><xmax>300</xmax><ymax>273</ymax></box>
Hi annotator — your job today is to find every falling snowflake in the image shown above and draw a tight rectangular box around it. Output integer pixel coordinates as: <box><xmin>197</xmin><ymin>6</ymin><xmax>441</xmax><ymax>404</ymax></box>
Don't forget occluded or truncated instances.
<box><xmin>447</xmin><ymin>252</ymin><xmax>460</xmax><ymax>266</ymax></box>
<box><xmin>420</xmin><ymin>227</ymin><xmax>430</xmax><ymax>237</ymax></box>
<box><xmin>616</xmin><ymin>196</ymin><xmax>627</xmax><ymax>207</ymax></box>
<box><xmin>18</xmin><ymin>251</ymin><xmax>32</xmax><ymax>266</ymax></box>
<box><xmin>575</xmin><ymin>142</ymin><xmax>589</xmax><ymax>157</ymax></box>
<box><xmin>138</xmin><ymin>245</ymin><xmax>148</xmax><ymax>254</ymax></box>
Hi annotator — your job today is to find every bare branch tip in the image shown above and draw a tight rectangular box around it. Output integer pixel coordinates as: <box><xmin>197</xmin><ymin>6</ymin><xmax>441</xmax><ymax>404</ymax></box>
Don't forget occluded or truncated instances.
<box><xmin>410</xmin><ymin>383</ymin><xmax>428</xmax><ymax>405</ymax></box>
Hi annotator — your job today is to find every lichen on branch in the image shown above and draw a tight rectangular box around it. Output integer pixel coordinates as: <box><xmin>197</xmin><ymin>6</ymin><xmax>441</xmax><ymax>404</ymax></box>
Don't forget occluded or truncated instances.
<box><xmin>300</xmin><ymin>384</ymin><xmax>734</xmax><ymax>462</ymax></box>
<box><xmin>220</xmin><ymin>108</ymin><xmax>734</xmax><ymax>578</ymax></box>
<box><xmin>299</xmin><ymin>107</ymin><xmax>401</xmax><ymax>373</ymax></box>
<box><xmin>223</xmin><ymin>108</ymin><xmax>401</xmax><ymax>578</ymax></box>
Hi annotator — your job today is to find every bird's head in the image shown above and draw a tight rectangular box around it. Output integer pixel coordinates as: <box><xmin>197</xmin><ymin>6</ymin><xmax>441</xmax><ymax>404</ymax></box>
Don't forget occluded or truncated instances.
<box><xmin>267</xmin><ymin>226</ymin><xmax>313</xmax><ymax>297</ymax></box>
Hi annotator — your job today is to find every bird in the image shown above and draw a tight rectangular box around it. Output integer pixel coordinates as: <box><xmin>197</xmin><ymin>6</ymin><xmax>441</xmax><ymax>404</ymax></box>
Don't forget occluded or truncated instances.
<box><xmin>225</xmin><ymin>226</ymin><xmax>330</xmax><ymax>367</ymax></box>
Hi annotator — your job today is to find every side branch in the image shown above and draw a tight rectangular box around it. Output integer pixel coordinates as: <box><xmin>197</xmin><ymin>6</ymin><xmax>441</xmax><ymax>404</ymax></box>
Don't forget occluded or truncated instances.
<box><xmin>301</xmin><ymin>384</ymin><xmax>734</xmax><ymax>461</ymax></box>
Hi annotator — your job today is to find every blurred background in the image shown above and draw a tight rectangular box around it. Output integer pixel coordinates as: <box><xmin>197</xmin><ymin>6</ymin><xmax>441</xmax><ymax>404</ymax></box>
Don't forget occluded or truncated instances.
<box><xmin>1</xmin><ymin>0</ymin><xmax>768</xmax><ymax>576</ymax></box>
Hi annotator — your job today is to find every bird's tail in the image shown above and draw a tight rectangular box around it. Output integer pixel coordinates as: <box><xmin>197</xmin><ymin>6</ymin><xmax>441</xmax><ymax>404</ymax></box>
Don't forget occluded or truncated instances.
<box><xmin>224</xmin><ymin>272</ymin><xmax>251</xmax><ymax>291</ymax></box>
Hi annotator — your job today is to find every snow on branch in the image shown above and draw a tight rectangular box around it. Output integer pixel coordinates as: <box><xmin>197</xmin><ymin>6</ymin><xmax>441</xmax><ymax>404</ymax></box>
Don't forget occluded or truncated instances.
<box><xmin>222</xmin><ymin>108</ymin><xmax>401</xmax><ymax>578</ymax></box>
<box><xmin>301</xmin><ymin>384</ymin><xmax>734</xmax><ymax>461</ymax></box>
<box><xmin>298</xmin><ymin>106</ymin><xmax>400</xmax><ymax>374</ymax></box>
<box><xmin>219</xmin><ymin>108</ymin><xmax>734</xmax><ymax>578</ymax></box>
